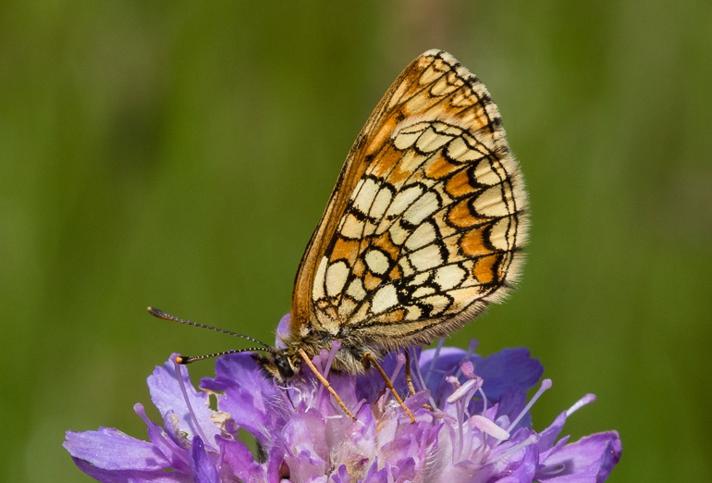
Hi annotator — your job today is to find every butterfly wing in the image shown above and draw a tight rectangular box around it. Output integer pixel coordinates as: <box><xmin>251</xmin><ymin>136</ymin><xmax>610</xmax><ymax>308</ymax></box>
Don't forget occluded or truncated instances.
<box><xmin>291</xmin><ymin>50</ymin><xmax>528</xmax><ymax>350</ymax></box>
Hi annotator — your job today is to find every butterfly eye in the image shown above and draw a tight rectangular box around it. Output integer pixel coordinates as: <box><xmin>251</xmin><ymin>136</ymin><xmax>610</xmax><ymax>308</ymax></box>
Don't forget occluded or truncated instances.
<box><xmin>276</xmin><ymin>356</ymin><xmax>295</xmax><ymax>379</ymax></box>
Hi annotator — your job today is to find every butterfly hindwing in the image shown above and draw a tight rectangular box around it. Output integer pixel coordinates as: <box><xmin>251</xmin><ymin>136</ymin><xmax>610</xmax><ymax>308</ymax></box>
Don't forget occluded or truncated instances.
<box><xmin>292</xmin><ymin>50</ymin><xmax>527</xmax><ymax>349</ymax></box>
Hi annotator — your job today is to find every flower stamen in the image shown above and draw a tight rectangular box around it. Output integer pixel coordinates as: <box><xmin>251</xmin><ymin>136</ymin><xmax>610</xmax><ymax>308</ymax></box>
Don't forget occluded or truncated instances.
<box><xmin>446</xmin><ymin>378</ymin><xmax>477</xmax><ymax>404</ymax></box>
<box><xmin>412</xmin><ymin>350</ymin><xmax>439</xmax><ymax>409</ymax></box>
<box><xmin>173</xmin><ymin>360</ymin><xmax>210</xmax><ymax>445</ymax></box>
<box><xmin>469</xmin><ymin>415</ymin><xmax>510</xmax><ymax>440</ymax></box>
<box><xmin>389</xmin><ymin>353</ymin><xmax>406</xmax><ymax>383</ymax></box>
<box><xmin>424</xmin><ymin>338</ymin><xmax>445</xmax><ymax>385</ymax></box>
<box><xmin>566</xmin><ymin>393</ymin><xmax>596</xmax><ymax>417</ymax></box>
<box><xmin>478</xmin><ymin>386</ymin><xmax>489</xmax><ymax>413</ymax></box>
<box><xmin>506</xmin><ymin>378</ymin><xmax>552</xmax><ymax>432</ymax></box>
<box><xmin>317</xmin><ymin>341</ymin><xmax>341</xmax><ymax>402</ymax></box>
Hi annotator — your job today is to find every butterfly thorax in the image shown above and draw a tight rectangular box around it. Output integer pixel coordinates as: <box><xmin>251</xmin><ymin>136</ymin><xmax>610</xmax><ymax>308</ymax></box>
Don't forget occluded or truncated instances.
<box><xmin>256</xmin><ymin>329</ymin><xmax>380</xmax><ymax>383</ymax></box>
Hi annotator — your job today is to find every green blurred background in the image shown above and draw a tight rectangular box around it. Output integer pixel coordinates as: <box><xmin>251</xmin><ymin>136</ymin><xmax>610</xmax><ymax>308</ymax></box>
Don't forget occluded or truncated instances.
<box><xmin>1</xmin><ymin>1</ymin><xmax>710</xmax><ymax>481</ymax></box>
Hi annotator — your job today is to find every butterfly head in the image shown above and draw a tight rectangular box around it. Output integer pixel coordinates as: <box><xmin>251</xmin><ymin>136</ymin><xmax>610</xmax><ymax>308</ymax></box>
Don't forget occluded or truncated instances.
<box><xmin>256</xmin><ymin>348</ymin><xmax>300</xmax><ymax>383</ymax></box>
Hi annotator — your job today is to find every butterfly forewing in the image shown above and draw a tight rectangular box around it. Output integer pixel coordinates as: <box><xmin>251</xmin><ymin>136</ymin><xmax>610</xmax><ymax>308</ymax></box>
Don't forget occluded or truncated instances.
<box><xmin>292</xmin><ymin>50</ymin><xmax>528</xmax><ymax>350</ymax></box>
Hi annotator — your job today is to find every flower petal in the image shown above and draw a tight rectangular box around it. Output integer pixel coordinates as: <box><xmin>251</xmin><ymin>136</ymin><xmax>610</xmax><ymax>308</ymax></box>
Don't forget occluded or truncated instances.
<box><xmin>419</xmin><ymin>345</ymin><xmax>543</xmax><ymax>411</ymax></box>
<box><xmin>192</xmin><ymin>437</ymin><xmax>219</xmax><ymax>483</ymax></box>
<box><xmin>266</xmin><ymin>445</ymin><xmax>287</xmax><ymax>483</ymax></box>
<box><xmin>282</xmin><ymin>409</ymin><xmax>329</xmax><ymax>463</ymax></box>
<box><xmin>363</xmin><ymin>462</ymin><xmax>389</xmax><ymax>483</ymax></box>
<box><xmin>493</xmin><ymin>443</ymin><xmax>538</xmax><ymax>482</ymax></box>
<box><xmin>537</xmin><ymin>431</ymin><xmax>622</xmax><ymax>482</ymax></box>
<box><xmin>71</xmin><ymin>459</ymin><xmax>187</xmax><ymax>483</ymax></box>
<box><xmin>538</xmin><ymin>394</ymin><xmax>597</xmax><ymax>452</ymax></box>
<box><xmin>330</xmin><ymin>465</ymin><xmax>350</xmax><ymax>483</ymax></box>
<box><xmin>275</xmin><ymin>313</ymin><xmax>292</xmax><ymax>349</ymax></box>
<box><xmin>147</xmin><ymin>356</ymin><xmax>220</xmax><ymax>448</ymax></box>
<box><xmin>356</xmin><ymin>347</ymin><xmax>423</xmax><ymax>401</ymax></box>
<box><xmin>134</xmin><ymin>403</ymin><xmax>192</xmax><ymax>473</ymax></box>
<box><xmin>284</xmin><ymin>450</ymin><xmax>328</xmax><ymax>482</ymax></box>
<box><xmin>217</xmin><ymin>436</ymin><xmax>266</xmax><ymax>482</ymax></box>
<box><xmin>200</xmin><ymin>353</ymin><xmax>284</xmax><ymax>444</ymax></box>
<box><xmin>64</xmin><ymin>428</ymin><xmax>170</xmax><ymax>472</ymax></box>
<box><xmin>476</xmin><ymin>348</ymin><xmax>543</xmax><ymax>402</ymax></box>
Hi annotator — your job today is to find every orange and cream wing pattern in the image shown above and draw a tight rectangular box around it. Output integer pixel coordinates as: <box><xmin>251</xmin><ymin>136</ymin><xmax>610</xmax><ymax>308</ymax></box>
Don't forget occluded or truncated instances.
<box><xmin>292</xmin><ymin>49</ymin><xmax>528</xmax><ymax>347</ymax></box>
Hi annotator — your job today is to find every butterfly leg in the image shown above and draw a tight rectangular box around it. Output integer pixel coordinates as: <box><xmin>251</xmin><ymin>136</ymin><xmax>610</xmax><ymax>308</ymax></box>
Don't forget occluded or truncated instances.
<box><xmin>364</xmin><ymin>353</ymin><xmax>416</xmax><ymax>424</ymax></box>
<box><xmin>403</xmin><ymin>349</ymin><xmax>417</xmax><ymax>397</ymax></box>
<box><xmin>404</xmin><ymin>350</ymin><xmax>434</xmax><ymax>411</ymax></box>
<box><xmin>298</xmin><ymin>348</ymin><xmax>355</xmax><ymax>421</ymax></box>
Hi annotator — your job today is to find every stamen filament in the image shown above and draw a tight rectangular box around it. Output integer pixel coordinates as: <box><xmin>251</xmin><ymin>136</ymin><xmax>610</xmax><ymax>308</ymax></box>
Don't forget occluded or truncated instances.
<box><xmin>566</xmin><ymin>393</ymin><xmax>596</xmax><ymax>417</ymax></box>
<box><xmin>469</xmin><ymin>415</ymin><xmax>510</xmax><ymax>440</ymax></box>
<box><xmin>478</xmin><ymin>386</ymin><xmax>489</xmax><ymax>414</ymax></box>
<box><xmin>456</xmin><ymin>398</ymin><xmax>465</xmax><ymax>459</ymax></box>
<box><xmin>317</xmin><ymin>341</ymin><xmax>341</xmax><ymax>402</ymax></box>
<box><xmin>447</xmin><ymin>378</ymin><xmax>477</xmax><ymax>404</ymax></box>
<box><xmin>507</xmin><ymin>378</ymin><xmax>552</xmax><ymax>432</ymax></box>
<box><xmin>411</xmin><ymin>351</ymin><xmax>439</xmax><ymax>409</ymax></box>
<box><xmin>173</xmin><ymin>360</ymin><xmax>210</xmax><ymax>444</ymax></box>
<box><xmin>425</xmin><ymin>338</ymin><xmax>445</xmax><ymax>385</ymax></box>
<box><xmin>390</xmin><ymin>353</ymin><xmax>406</xmax><ymax>382</ymax></box>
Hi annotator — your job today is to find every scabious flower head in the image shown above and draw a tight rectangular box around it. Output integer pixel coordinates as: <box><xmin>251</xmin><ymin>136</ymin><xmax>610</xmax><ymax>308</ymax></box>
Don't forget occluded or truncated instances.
<box><xmin>65</xmin><ymin>315</ymin><xmax>621</xmax><ymax>482</ymax></box>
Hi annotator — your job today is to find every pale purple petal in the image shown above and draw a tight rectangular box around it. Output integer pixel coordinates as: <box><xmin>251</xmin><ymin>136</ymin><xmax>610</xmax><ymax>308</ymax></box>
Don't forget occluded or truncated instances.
<box><xmin>147</xmin><ymin>355</ymin><xmax>220</xmax><ymax>448</ymax></box>
<box><xmin>266</xmin><ymin>445</ymin><xmax>287</xmax><ymax>482</ymax></box>
<box><xmin>133</xmin><ymin>403</ymin><xmax>191</xmax><ymax>473</ymax></box>
<box><xmin>64</xmin><ymin>428</ymin><xmax>169</xmax><ymax>472</ymax></box>
<box><xmin>356</xmin><ymin>348</ymin><xmax>423</xmax><ymax>401</ymax></box>
<box><xmin>314</xmin><ymin>371</ymin><xmax>360</xmax><ymax>416</ymax></box>
<box><xmin>70</xmin><ymin>460</ymin><xmax>188</xmax><ymax>483</ymax></box>
<box><xmin>537</xmin><ymin>432</ymin><xmax>622</xmax><ymax>482</ymax></box>
<box><xmin>217</xmin><ymin>437</ymin><xmax>266</xmax><ymax>482</ymax></box>
<box><xmin>538</xmin><ymin>394</ymin><xmax>598</xmax><ymax>453</ymax></box>
<box><xmin>538</xmin><ymin>411</ymin><xmax>569</xmax><ymax>453</ymax></box>
<box><xmin>275</xmin><ymin>313</ymin><xmax>291</xmax><ymax>349</ymax></box>
<box><xmin>200</xmin><ymin>353</ymin><xmax>284</xmax><ymax>444</ymax></box>
<box><xmin>282</xmin><ymin>409</ymin><xmax>329</xmax><ymax>465</ymax></box>
<box><xmin>493</xmin><ymin>444</ymin><xmax>538</xmax><ymax>482</ymax></box>
<box><xmin>191</xmin><ymin>437</ymin><xmax>219</xmax><ymax>483</ymax></box>
<box><xmin>364</xmin><ymin>462</ymin><xmax>389</xmax><ymax>482</ymax></box>
<box><xmin>389</xmin><ymin>456</ymin><xmax>416</xmax><ymax>481</ymax></box>
<box><xmin>330</xmin><ymin>465</ymin><xmax>350</xmax><ymax>483</ymax></box>
<box><xmin>284</xmin><ymin>450</ymin><xmax>328</xmax><ymax>482</ymax></box>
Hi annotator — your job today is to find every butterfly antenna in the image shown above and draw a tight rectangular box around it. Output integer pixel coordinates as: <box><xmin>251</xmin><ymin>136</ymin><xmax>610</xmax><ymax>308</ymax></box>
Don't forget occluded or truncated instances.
<box><xmin>175</xmin><ymin>348</ymin><xmax>266</xmax><ymax>365</ymax></box>
<box><xmin>147</xmin><ymin>306</ymin><xmax>273</xmax><ymax>350</ymax></box>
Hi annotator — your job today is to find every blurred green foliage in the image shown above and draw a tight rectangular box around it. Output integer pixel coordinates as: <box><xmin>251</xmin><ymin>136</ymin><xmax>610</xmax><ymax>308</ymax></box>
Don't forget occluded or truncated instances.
<box><xmin>1</xmin><ymin>1</ymin><xmax>710</xmax><ymax>481</ymax></box>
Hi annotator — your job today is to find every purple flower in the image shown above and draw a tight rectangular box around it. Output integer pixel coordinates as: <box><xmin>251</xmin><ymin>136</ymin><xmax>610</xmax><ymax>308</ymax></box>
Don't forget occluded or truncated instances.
<box><xmin>65</xmin><ymin>318</ymin><xmax>621</xmax><ymax>482</ymax></box>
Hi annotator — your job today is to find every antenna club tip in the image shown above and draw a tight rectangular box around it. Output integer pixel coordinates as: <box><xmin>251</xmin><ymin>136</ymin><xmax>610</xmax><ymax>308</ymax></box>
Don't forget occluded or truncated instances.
<box><xmin>147</xmin><ymin>306</ymin><xmax>167</xmax><ymax>318</ymax></box>
<box><xmin>175</xmin><ymin>354</ymin><xmax>189</xmax><ymax>364</ymax></box>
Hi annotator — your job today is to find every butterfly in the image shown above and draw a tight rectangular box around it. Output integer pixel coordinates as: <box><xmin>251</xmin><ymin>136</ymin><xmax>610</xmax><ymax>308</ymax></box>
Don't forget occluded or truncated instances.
<box><xmin>150</xmin><ymin>49</ymin><xmax>527</xmax><ymax>421</ymax></box>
